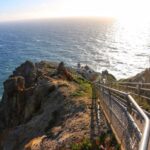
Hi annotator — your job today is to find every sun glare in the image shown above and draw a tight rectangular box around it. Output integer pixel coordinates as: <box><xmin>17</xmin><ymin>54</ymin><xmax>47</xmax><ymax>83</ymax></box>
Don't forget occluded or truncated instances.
<box><xmin>45</xmin><ymin>0</ymin><xmax>150</xmax><ymax>19</ymax></box>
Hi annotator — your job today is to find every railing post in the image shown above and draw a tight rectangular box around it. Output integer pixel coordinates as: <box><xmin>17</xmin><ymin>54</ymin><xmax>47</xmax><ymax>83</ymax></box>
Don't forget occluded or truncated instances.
<box><xmin>108</xmin><ymin>90</ymin><xmax>112</xmax><ymax>125</ymax></box>
<box><xmin>102</xmin><ymin>84</ymin><xmax>105</xmax><ymax>97</ymax></box>
<box><xmin>116</xmin><ymin>82</ymin><xmax>118</xmax><ymax>90</ymax></box>
<box><xmin>126</xmin><ymin>83</ymin><xmax>128</xmax><ymax>92</ymax></box>
<box><xmin>137</xmin><ymin>82</ymin><xmax>142</xmax><ymax>103</ymax></box>
<box><xmin>137</xmin><ymin>83</ymin><xmax>141</xmax><ymax>96</ymax></box>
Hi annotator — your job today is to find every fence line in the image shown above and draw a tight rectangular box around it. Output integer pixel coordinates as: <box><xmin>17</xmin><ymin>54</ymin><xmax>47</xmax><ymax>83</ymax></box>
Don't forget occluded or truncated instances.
<box><xmin>111</xmin><ymin>82</ymin><xmax>150</xmax><ymax>101</ymax></box>
<box><xmin>95</xmin><ymin>83</ymin><xmax>150</xmax><ymax>150</ymax></box>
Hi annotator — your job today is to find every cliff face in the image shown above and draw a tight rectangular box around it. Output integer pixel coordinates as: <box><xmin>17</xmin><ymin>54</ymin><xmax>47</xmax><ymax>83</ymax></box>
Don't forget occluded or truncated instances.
<box><xmin>0</xmin><ymin>61</ymin><xmax>92</xmax><ymax>150</ymax></box>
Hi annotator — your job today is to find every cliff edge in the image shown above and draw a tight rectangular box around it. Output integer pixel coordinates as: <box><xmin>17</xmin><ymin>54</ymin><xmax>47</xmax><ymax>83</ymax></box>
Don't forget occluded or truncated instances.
<box><xmin>0</xmin><ymin>60</ymin><xmax>92</xmax><ymax>150</ymax></box>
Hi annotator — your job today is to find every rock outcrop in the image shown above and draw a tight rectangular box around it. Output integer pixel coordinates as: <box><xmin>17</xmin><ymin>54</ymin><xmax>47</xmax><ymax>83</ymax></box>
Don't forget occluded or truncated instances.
<box><xmin>0</xmin><ymin>61</ymin><xmax>92</xmax><ymax>150</ymax></box>
<box><xmin>57</xmin><ymin>62</ymin><xmax>73</xmax><ymax>81</ymax></box>
<box><xmin>123</xmin><ymin>68</ymin><xmax>150</xmax><ymax>83</ymax></box>
<box><xmin>0</xmin><ymin>60</ymin><xmax>118</xmax><ymax>150</ymax></box>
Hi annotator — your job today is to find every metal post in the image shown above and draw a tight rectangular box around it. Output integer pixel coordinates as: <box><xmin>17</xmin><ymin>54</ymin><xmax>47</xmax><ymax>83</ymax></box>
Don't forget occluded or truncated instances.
<box><xmin>108</xmin><ymin>90</ymin><xmax>112</xmax><ymax>125</ymax></box>
<box><xmin>137</xmin><ymin>83</ymin><xmax>141</xmax><ymax>96</ymax></box>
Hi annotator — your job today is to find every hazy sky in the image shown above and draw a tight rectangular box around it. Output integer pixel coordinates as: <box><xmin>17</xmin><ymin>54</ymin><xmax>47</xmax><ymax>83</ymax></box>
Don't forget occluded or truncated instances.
<box><xmin>0</xmin><ymin>0</ymin><xmax>150</xmax><ymax>21</ymax></box>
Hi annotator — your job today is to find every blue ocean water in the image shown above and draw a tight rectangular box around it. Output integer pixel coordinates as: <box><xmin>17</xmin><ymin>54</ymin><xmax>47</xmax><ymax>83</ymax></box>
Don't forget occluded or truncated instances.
<box><xmin>0</xmin><ymin>18</ymin><xmax>150</xmax><ymax>97</ymax></box>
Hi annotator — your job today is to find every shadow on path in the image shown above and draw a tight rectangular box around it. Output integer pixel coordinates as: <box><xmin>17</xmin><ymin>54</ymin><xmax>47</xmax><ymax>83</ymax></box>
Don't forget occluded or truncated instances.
<box><xmin>90</xmin><ymin>85</ymin><xmax>100</xmax><ymax>140</ymax></box>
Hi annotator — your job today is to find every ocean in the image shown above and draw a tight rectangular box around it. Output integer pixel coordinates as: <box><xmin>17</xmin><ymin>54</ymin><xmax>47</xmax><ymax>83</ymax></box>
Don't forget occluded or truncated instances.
<box><xmin>0</xmin><ymin>18</ymin><xmax>150</xmax><ymax>97</ymax></box>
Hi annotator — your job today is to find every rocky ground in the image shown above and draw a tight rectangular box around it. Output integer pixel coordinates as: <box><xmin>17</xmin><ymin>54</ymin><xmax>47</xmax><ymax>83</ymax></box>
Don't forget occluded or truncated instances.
<box><xmin>0</xmin><ymin>60</ymin><xmax>119</xmax><ymax>150</ymax></box>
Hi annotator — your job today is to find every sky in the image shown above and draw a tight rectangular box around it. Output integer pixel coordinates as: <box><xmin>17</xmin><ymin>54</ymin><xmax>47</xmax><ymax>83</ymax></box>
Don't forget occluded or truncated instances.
<box><xmin>0</xmin><ymin>0</ymin><xmax>150</xmax><ymax>22</ymax></box>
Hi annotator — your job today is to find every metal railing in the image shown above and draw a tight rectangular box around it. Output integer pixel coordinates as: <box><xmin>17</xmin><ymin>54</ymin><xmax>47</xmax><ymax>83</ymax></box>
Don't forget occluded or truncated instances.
<box><xmin>96</xmin><ymin>83</ymin><xmax>150</xmax><ymax>150</ymax></box>
<box><xmin>111</xmin><ymin>82</ymin><xmax>150</xmax><ymax>101</ymax></box>
<box><xmin>109</xmin><ymin>82</ymin><xmax>150</xmax><ymax>117</ymax></box>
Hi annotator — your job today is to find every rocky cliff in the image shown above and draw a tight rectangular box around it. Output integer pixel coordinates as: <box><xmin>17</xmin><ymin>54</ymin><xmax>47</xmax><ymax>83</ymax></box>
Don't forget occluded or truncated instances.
<box><xmin>0</xmin><ymin>60</ymin><xmax>120</xmax><ymax>150</ymax></box>
<box><xmin>0</xmin><ymin>60</ymin><xmax>93</xmax><ymax>150</ymax></box>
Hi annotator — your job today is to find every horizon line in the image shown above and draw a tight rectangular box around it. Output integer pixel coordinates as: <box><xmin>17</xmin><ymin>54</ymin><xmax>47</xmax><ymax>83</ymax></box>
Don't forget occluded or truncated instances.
<box><xmin>0</xmin><ymin>16</ymin><xmax>117</xmax><ymax>23</ymax></box>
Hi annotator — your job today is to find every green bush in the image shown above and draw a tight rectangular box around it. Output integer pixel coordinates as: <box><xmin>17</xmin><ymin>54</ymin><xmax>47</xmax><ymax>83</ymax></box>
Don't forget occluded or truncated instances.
<box><xmin>71</xmin><ymin>138</ymin><xmax>92</xmax><ymax>150</ymax></box>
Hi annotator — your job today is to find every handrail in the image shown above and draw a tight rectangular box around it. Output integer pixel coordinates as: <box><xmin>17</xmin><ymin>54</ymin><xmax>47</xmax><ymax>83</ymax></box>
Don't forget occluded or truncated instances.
<box><xmin>96</xmin><ymin>83</ymin><xmax>150</xmax><ymax>150</ymax></box>
<box><xmin>117</xmin><ymin>82</ymin><xmax>150</xmax><ymax>86</ymax></box>
<box><xmin>103</xmin><ymin>80</ymin><xmax>150</xmax><ymax>123</ymax></box>
<box><xmin>128</xmin><ymin>95</ymin><xmax>150</xmax><ymax>150</ymax></box>
<box><xmin>110</xmin><ymin>82</ymin><xmax>150</xmax><ymax>102</ymax></box>
<box><xmin>113</xmin><ymin>82</ymin><xmax>150</xmax><ymax>93</ymax></box>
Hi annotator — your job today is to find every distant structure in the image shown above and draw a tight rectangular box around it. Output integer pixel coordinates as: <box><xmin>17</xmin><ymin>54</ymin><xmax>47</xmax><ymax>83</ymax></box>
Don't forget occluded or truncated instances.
<box><xmin>77</xmin><ymin>63</ymin><xmax>98</xmax><ymax>81</ymax></box>
<box><xmin>101</xmin><ymin>70</ymin><xmax>108</xmax><ymax>84</ymax></box>
<box><xmin>77</xmin><ymin>62</ymin><xmax>81</xmax><ymax>69</ymax></box>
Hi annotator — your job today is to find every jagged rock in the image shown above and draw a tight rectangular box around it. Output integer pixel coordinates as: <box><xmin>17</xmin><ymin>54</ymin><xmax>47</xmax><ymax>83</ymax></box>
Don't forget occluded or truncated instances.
<box><xmin>57</xmin><ymin>62</ymin><xmax>73</xmax><ymax>81</ymax></box>
<box><xmin>12</xmin><ymin>60</ymin><xmax>37</xmax><ymax>88</ymax></box>
<box><xmin>0</xmin><ymin>61</ymin><xmax>92</xmax><ymax>150</ymax></box>
<box><xmin>1</xmin><ymin>76</ymin><xmax>26</xmax><ymax>127</ymax></box>
<box><xmin>3</xmin><ymin>76</ymin><xmax>25</xmax><ymax>97</ymax></box>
